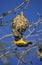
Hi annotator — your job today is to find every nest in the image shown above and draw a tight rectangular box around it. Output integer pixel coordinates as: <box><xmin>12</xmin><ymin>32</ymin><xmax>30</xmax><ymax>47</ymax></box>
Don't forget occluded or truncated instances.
<box><xmin>12</xmin><ymin>14</ymin><xmax>29</xmax><ymax>37</ymax></box>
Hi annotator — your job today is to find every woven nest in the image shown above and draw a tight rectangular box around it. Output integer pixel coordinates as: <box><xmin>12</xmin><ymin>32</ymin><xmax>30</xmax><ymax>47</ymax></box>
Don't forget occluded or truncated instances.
<box><xmin>12</xmin><ymin>14</ymin><xmax>29</xmax><ymax>37</ymax></box>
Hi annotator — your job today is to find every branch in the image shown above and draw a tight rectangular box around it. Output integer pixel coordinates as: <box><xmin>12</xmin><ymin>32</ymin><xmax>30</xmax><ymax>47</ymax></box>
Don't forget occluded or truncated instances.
<box><xmin>0</xmin><ymin>0</ymin><xmax>30</xmax><ymax>18</ymax></box>
<box><xmin>17</xmin><ymin>44</ymin><xmax>38</xmax><ymax>65</ymax></box>
<box><xmin>17</xmin><ymin>51</ymin><xmax>25</xmax><ymax>65</ymax></box>
<box><xmin>24</xmin><ymin>28</ymin><xmax>35</xmax><ymax>40</ymax></box>
<box><xmin>1</xmin><ymin>56</ymin><xmax>9</xmax><ymax>65</ymax></box>
<box><xmin>24</xmin><ymin>18</ymin><xmax>42</xmax><ymax>40</ymax></box>
<box><xmin>0</xmin><ymin>34</ymin><xmax>13</xmax><ymax>40</ymax></box>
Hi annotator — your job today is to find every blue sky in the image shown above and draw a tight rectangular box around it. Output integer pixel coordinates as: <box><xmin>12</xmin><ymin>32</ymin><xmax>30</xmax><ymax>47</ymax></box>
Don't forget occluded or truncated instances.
<box><xmin>0</xmin><ymin>0</ymin><xmax>42</xmax><ymax>65</ymax></box>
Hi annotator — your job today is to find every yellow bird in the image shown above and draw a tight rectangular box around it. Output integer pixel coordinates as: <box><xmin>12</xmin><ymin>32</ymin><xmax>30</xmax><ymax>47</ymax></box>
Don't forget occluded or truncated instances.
<box><xmin>14</xmin><ymin>38</ymin><xmax>28</xmax><ymax>47</ymax></box>
<box><xmin>14</xmin><ymin>38</ymin><xmax>32</xmax><ymax>47</ymax></box>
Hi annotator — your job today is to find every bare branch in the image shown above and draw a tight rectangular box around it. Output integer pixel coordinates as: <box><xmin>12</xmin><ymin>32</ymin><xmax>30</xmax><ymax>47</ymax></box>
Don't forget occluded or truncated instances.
<box><xmin>1</xmin><ymin>56</ymin><xmax>9</xmax><ymax>65</ymax></box>
<box><xmin>0</xmin><ymin>0</ymin><xmax>30</xmax><ymax>18</ymax></box>
<box><xmin>0</xmin><ymin>34</ymin><xmax>13</xmax><ymax>40</ymax></box>
<box><xmin>24</xmin><ymin>17</ymin><xmax>42</xmax><ymax>40</ymax></box>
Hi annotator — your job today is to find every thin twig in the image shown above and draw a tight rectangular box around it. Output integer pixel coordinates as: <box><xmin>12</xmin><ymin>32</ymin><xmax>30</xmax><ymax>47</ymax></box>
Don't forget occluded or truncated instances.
<box><xmin>24</xmin><ymin>18</ymin><xmax>42</xmax><ymax>40</ymax></box>
<box><xmin>0</xmin><ymin>34</ymin><xmax>13</xmax><ymax>40</ymax></box>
